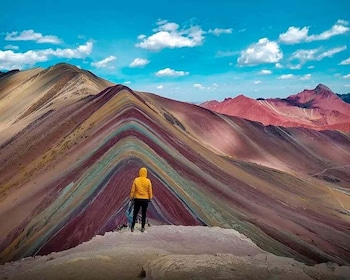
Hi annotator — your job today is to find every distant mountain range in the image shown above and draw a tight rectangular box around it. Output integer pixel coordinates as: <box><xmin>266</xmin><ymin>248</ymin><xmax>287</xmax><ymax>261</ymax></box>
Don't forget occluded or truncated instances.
<box><xmin>338</xmin><ymin>93</ymin><xmax>350</xmax><ymax>103</ymax></box>
<box><xmin>200</xmin><ymin>84</ymin><xmax>350</xmax><ymax>132</ymax></box>
<box><xmin>0</xmin><ymin>63</ymin><xmax>349</xmax><ymax>266</ymax></box>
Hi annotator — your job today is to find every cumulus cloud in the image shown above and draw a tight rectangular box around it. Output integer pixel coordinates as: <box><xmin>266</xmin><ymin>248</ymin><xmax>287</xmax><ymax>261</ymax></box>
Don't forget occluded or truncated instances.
<box><xmin>254</xmin><ymin>80</ymin><xmax>261</xmax><ymax>85</ymax></box>
<box><xmin>129</xmin><ymin>58</ymin><xmax>149</xmax><ymax>68</ymax></box>
<box><xmin>279</xmin><ymin>20</ymin><xmax>349</xmax><ymax>44</ymax></box>
<box><xmin>208</xmin><ymin>28</ymin><xmax>233</xmax><ymax>36</ymax></box>
<box><xmin>0</xmin><ymin>50</ymin><xmax>47</xmax><ymax>70</ymax></box>
<box><xmin>279</xmin><ymin>26</ymin><xmax>309</xmax><ymax>44</ymax></box>
<box><xmin>91</xmin><ymin>55</ymin><xmax>116</xmax><ymax>69</ymax></box>
<box><xmin>5</xmin><ymin>30</ymin><xmax>61</xmax><ymax>44</ymax></box>
<box><xmin>340</xmin><ymin>57</ymin><xmax>350</xmax><ymax>65</ymax></box>
<box><xmin>278</xmin><ymin>74</ymin><xmax>295</xmax><ymax>79</ymax></box>
<box><xmin>237</xmin><ymin>38</ymin><xmax>283</xmax><ymax>66</ymax></box>
<box><xmin>259</xmin><ymin>69</ymin><xmax>272</xmax><ymax>75</ymax></box>
<box><xmin>344</xmin><ymin>74</ymin><xmax>350</xmax><ymax>79</ymax></box>
<box><xmin>42</xmin><ymin>41</ymin><xmax>93</xmax><ymax>58</ymax></box>
<box><xmin>136</xmin><ymin>20</ymin><xmax>205</xmax><ymax>51</ymax></box>
<box><xmin>156</xmin><ymin>85</ymin><xmax>164</xmax><ymax>89</ymax></box>
<box><xmin>0</xmin><ymin>41</ymin><xmax>93</xmax><ymax>70</ymax></box>
<box><xmin>155</xmin><ymin>68</ymin><xmax>189</xmax><ymax>77</ymax></box>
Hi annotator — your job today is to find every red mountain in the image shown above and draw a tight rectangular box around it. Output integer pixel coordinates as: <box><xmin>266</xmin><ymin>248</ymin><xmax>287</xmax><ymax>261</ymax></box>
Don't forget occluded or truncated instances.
<box><xmin>200</xmin><ymin>84</ymin><xmax>350</xmax><ymax>132</ymax></box>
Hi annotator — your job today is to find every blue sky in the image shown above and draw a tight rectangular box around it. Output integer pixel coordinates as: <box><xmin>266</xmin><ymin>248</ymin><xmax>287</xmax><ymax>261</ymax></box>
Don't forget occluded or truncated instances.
<box><xmin>1</xmin><ymin>0</ymin><xmax>350</xmax><ymax>102</ymax></box>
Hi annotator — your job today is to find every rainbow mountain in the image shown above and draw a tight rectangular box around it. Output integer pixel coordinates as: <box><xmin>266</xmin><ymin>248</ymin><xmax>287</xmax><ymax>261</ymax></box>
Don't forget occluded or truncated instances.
<box><xmin>0</xmin><ymin>63</ymin><xmax>350</xmax><ymax>265</ymax></box>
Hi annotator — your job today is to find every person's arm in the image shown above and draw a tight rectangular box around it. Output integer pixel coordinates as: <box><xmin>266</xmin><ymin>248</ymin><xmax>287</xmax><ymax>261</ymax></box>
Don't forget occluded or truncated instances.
<box><xmin>148</xmin><ymin>180</ymin><xmax>153</xmax><ymax>201</ymax></box>
<box><xmin>130</xmin><ymin>180</ymin><xmax>136</xmax><ymax>200</ymax></box>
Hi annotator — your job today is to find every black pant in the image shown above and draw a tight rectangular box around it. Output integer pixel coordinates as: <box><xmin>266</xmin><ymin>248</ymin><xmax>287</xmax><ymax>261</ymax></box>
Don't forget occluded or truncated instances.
<box><xmin>132</xmin><ymin>199</ymin><xmax>149</xmax><ymax>229</ymax></box>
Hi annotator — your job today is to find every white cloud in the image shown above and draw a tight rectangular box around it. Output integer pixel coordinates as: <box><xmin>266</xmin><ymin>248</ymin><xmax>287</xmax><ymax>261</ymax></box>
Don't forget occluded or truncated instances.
<box><xmin>4</xmin><ymin>45</ymin><xmax>19</xmax><ymax>50</ymax></box>
<box><xmin>279</xmin><ymin>20</ymin><xmax>349</xmax><ymax>44</ymax></box>
<box><xmin>307</xmin><ymin>20</ymin><xmax>349</xmax><ymax>41</ymax></box>
<box><xmin>254</xmin><ymin>80</ymin><xmax>261</xmax><ymax>84</ymax></box>
<box><xmin>291</xmin><ymin>46</ymin><xmax>346</xmax><ymax>63</ymax></box>
<box><xmin>237</xmin><ymin>38</ymin><xmax>282</xmax><ymax>66</ymax></box>
<box><xmin>154</xmin><ymin>21</ymin><xmax>178</xmax><ymax>32</ymax></box>
<box><xmin>193</xmin><ymin>83</ymin><xmax>205</xmax><ymax>89</ymax></box>
<box><xmin>339</xmin><ymin>57</ymin><xmax>350</xmax><ymax>65</ymax></box>
<box><xmin>344</xmin><ymin>74</ymin><xmax>350</xmax><ymax>79</ymax></box>
<box><xmin>0</xmin><ymin>41</ymin><xmax>93</xmax><ymax>70</ymax></box>
<box><xmin>41</xmin><ymin>41</ymin><xmax>93</xmax><ymax>59</ymax></box>
<box><xmin>337</xmin><ymin>19</ymin><xmax>349</xmax><ymax>25</ymax></box>
<box><xmin>137</xmin><ymin>34</ymin><xmax>146</xmax><ymax>40</ymax></box>
<box><xmin>317</xmin><ymin>46</ymin><xmax>347</xmax><ymax>59</ymax></box>
<box><xmin>279</xmin><ymin>27</ymin><xmax>309</xmax><ymax>44</ymax></box>
<box><xmin>300</xmin><ymin>74</ymin><xmax>311</xmax><ymax>80</ymax></box>
<box><xmin>0</xmin><ymin>50</ymin><xmax>47</xmax><ymax>70</ymax></box>
<box><xmin>291</xmin><ymin>49</ymin><xmax>318</xmax><ymax>62</ymax></box>
<box><xmin>289</xmin><ymin>64</ymin><xmax>302</xmax><ymax>70</ymax></box>
<box><xmin>136</xmin><ymin>20</ymin><xmax>205</xmax><ymax>51</ymax></box>
<box><xmin>259</xmin><ymin>69</ymin><xmax>272</xmax><ymax>75</ymax></box>
<box><xmin>208</xmin><ymin>28</ymin><xmax>232</xmax><ymax>36</ymax></box>
<box><xmin>275</xmin><ymin>63</ymin><xmax>283</xmax><ymax>68</ymax></box>
<box><xmin>5</xmin><ymin>30</ymin><xmax>61</xmax><ymax>44</ymax></box>
<box><xmin>156</xmin><ymin>67</ymin><xmax>189</xmax><ymax>77</ymax></box>
<box><xmin>156</xmin><ymin>85</ymin><xmax>164</xmax><ymax>89</ymax></box>
<box><xmin>91</xmin><ymin>55</ymin><xmax>116</xmax><ymax>69</ymax></box>
<box><xmin>129</xmin><ymin>58</ymin><xmax>149</xmax><ymax>68</ymax></box>
<box><xmin>278</xmin><ymin>74</ymin><xmax>295</xmax><ymax>79</ymax></box>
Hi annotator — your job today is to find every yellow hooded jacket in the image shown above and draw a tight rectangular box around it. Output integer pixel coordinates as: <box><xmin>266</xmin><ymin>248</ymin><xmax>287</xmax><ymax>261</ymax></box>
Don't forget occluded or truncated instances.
<box><xmin>130</xmin><ymin>167</ymin><xmax>153</xmax><ymax>200</ymax></box>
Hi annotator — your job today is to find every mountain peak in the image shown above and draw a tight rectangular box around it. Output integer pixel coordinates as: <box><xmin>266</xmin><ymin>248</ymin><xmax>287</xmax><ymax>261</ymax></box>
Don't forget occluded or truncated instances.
<box><xmin>233</xmin><ymin>94</ymin><xmax>252</xmax><ymax>101</ymax></box>
<box><xmin>315</xmin><ymin>84</ymin><xmax>334</xmax><ymax>95</ymax></box>
<box><xmin>48</xmin><ymin>62</ymin><xmax>81</xmax><ymax>73</ymax></box>
<box><xmin>287</xmin><ymin>83</ymin><xmax>337</xmax><ymax>105</ymax></box>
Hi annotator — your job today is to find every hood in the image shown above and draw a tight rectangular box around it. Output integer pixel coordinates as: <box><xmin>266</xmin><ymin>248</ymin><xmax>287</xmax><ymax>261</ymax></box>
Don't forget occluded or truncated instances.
<box><xmin>139</xmin><ymin>167</ymin><xmax>147</xmax><ymax>177</ymax></box>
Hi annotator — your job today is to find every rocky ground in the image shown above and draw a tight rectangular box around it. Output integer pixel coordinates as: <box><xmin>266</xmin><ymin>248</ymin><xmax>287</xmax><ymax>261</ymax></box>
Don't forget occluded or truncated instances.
<box><xmin>1</xmin><ymin>225</ymin><xmax>350</xmax><ymax>280</ymax></box>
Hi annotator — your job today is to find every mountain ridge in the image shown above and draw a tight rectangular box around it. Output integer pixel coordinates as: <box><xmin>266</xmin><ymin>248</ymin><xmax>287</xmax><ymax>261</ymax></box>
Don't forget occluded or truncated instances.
<box><xmin>200</xmin><ymin>83</ymin><xmax>350</xmax><ymax>131</ymax></box>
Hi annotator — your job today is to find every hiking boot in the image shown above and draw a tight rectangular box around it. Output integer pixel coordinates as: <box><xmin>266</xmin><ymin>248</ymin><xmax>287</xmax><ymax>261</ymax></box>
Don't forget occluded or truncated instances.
<box><xmin>141</xmin><ymin>228</ymin><xmax>145</xmax><ymax>233</ymax></box>
<box><xmin>131</xmin><ymin>227</ymin><xmax>134</xmax><ymax>232</ymax></box>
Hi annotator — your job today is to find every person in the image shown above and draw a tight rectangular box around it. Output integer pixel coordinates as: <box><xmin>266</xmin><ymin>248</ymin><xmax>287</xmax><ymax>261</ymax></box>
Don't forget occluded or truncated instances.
<box><xmin>130</xmin><ymin>167</ymin><xmax>153</xmax><ymax>232</ymax></box>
